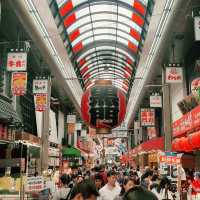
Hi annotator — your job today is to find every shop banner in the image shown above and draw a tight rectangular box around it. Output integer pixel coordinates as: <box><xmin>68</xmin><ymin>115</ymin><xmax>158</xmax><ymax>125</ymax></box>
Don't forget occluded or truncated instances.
<box><xmin>11</xmin><ymin>72</ymin><xmax>27</xmax><ymax>96</ymax></box>
<box><xmin>81</xmin><ymin>129</ymin><xmax>87</xmax><ymax>137</ymax></box>
<box><xmin>33</xmin><ymin>79</ymin><xmax>48</xmax><ymax>94</ymax></box>
<box><xmin>194</xmin><ymin>16</ymin><xmax>200</xmax><ymax>41</ymax></box>
<box><xmin>166</xmin><ymin>67</ymin><xmax>183</xmax><ymax>83</ymax></box>
<box><xmin>75</xmin><ymin>123</ymin><xmax>82</xmax><ymax>131</ymax></box>
<box><xmin>7</xmin><ymin>52</ymin><xmax>27</xmax><ymax>71</ymax></box>
<box><xmin>140</xmin><ymin>108</ymin><xmax>155</xmax><ymax>126</ymax></box>
<box><xmin>35</xmin><ymin>94</ymin><xmax>48</xmax><ymax>112</ymax></box>
<box><xmin>26</xmin><ymin>176</ymin><xmax>44</xmax><ymax>192</ymax></box>
<box><xmin>172</xmin><ymin>105</ymin><xmax>200</xmax><ymax>137</ymax></box>
<box><xmin>67</xmin><ymin>115</ymin><xmax>76</xmax><ymax>123</ymax></box>
<box><xmin>150</xmin><ymin>95</ymin><xmax>162</xmax><ymax>107</ymax></box>
<box><xmin>147</xmin><ymin>127</ymin><xmax>157</xmax><ymax>139</ymax></box>
<box><xmin>134</xmin><ymin>121</ymin><xmax>140</xmax><ymax>129</ymax></box>
<box><xmin>68</xmin><ymin>123</ymin><xmax>75</xmax><ymax>134</ymax></box>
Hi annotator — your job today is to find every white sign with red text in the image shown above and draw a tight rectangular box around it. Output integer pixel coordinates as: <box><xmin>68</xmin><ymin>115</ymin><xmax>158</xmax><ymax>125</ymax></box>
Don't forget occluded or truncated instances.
<box><xmin>33</xmin><ymin>79</ymin><xmax>48</xmax><ymax>94</ymax></box>
<box><xmin>7</xmin><ymin>52</ymin><xmax>27</xmax><ymax>71</ymax></box>
<box><xmin>26</xmin><ymin>176</ymin><xmax>44</xmax><ymax>192</ymax></box>
<box><xmin>150</xmin><ymin>95</ymin><xmax>162</xmax><ymax>107</ymax></box>
<box><xmin>166</xmin><ymin>67</ymin><xmax>183</xmax><ymax>83</ymax></box>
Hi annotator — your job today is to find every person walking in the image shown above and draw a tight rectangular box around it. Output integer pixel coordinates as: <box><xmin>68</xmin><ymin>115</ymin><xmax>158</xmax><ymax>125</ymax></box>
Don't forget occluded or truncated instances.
<box><xmin>99</xmin><ymin>170</ymin><xmax>121</xmax><ymax>200</ymax></box>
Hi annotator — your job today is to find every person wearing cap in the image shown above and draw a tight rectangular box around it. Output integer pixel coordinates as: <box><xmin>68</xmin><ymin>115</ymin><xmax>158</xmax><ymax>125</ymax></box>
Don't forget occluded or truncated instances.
<box><xmin>98</xmin><ymin>170</ymin><xmax>121</xmax><ymax>200</ymax></box>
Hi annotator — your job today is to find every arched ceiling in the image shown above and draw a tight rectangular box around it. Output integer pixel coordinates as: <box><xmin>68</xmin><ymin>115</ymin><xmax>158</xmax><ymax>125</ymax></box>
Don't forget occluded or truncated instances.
<box><xmin>50</xmin><ymin>0</ymin><xmax>154</xmax><ymax>96</ymax></box>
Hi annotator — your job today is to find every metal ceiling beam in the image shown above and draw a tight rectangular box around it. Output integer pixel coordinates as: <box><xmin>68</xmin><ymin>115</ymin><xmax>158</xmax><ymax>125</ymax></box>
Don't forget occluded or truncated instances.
<box><xmin>78</xmin><ymin>54</ymin><xmax>135</xmax><ymax>69</ymax></box>
<box><xmin>72</xmin><ymin>40</ymin><xmax>138</xmax><ymax>62</ymax></box>
<box><xmin>76</xmin><ymin>49</ymin><xmax>136</xmax><ymax>66</ymax></box>
<box><xmin>60</xmin><ymin>0</ymin><xmax>147</xmax><ymax>23</ymax></box>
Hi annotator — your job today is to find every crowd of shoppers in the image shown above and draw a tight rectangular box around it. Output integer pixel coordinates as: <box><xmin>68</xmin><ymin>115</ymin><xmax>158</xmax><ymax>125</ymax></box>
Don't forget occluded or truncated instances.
<box><xmin>46</xmin><ymin>164</ymin><xmax>200</xmax><ymax>200</ymax></box>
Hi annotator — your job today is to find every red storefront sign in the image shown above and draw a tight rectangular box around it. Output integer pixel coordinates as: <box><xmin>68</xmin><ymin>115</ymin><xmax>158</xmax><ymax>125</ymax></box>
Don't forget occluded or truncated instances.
<box><xmin>172</xmin><ymin>105</ymin><xmax>200</xmax><ymax>137</ymax></box>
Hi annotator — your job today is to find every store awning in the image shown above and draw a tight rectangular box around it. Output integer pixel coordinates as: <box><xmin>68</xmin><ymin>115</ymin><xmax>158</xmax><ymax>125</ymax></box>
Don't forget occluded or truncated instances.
<box><xmin>62</xmin><ymin>146</ymin><xmax>81</xmax><ymax>157</ymax></box>
<box><xmin>132</xmin><ymin>137</ymin><xmax>164</xmax><ymax>154</ymax></box>
<box><xmin>0</xmin><ymin>95</ymin><xmax>21</xmax><ymax>124</ymax></box>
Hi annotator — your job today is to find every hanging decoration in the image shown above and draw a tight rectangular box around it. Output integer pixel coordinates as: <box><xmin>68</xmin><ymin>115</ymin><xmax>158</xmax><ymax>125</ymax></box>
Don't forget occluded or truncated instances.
<box><xmin>81</xmin><ymin>80</ymin><xmax>126</xmax><ymax>134</ymax></box>
<box><xmin>11</xmin><ymin>72</ymin><xmax>27</xmax><ymax>96</ymax></box>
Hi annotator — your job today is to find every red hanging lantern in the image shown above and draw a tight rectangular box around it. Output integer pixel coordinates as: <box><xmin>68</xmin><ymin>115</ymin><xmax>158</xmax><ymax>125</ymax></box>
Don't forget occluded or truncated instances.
<box><xmin>188</xmin><ymin>131</ymin><xmax>200</xmax><ymax>149</ymax></box>
<box><xmin>81</xmin><ymin>80</ymin><xmax>126</xmax><ymax>134</ymax></box>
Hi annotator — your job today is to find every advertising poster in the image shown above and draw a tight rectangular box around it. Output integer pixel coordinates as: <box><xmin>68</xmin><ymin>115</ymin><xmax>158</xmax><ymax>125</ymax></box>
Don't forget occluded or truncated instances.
<box><xmin>11</xmin><ymin>72</ymin><xmax>27</xmax><ymax>96</ymax></box>
<box><xmin>35</xmin><ymin>94</ymin><xmax>48</xmax><ymax>112</ymax></box>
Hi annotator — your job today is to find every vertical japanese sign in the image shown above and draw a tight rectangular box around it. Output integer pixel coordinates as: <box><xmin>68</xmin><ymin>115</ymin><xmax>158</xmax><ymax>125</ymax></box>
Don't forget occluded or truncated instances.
<box><xmin>11</xmin><ymin>72</ymin><xmax>27</xmax><ymax>96</ymax></box>
<box><xmin>35</xmin><ymin>94</ymin><xmax>48</xmax><ymax>112</ymax></box>
<box><xmin>33</xmin><ymin>79</ymin><xmax>48</xmax><ymax>112</ymax></box>
<box><xmin>194</xmin><ymin>16</ymin><xmax>200</xmax><ymax>41</ymax></box>
<box><xmin>67</xmin><ymin>115</ymin><xmax>76</xmax><ymax>134</ymax></box>
<box><xmin>7</xmin><ymin>52</ymin><xmax>27</xmax><ymax>71</ymax></box>
<box><xmin>140</xmin><ymin>108</ymin><xmax>155</xmax><ymax>126</ymax></box>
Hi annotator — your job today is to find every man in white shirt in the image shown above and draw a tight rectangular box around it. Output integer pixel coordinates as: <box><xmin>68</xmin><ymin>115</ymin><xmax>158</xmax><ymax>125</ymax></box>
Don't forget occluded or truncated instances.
<box><xmin>99</xmin><ymin>170</ymin><xmax>121</xmax><ymax>200</ymax></box>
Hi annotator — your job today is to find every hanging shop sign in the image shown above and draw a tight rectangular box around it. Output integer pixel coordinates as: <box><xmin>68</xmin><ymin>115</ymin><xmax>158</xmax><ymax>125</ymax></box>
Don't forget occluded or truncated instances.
<box><xmin>7</xmin><ymin>52</ymin><xmax>27</xmax><ymax>71</ymax></box>
<box><xmin>75</xmin><ymin>123</ymin><xmax>82</xmax><ymax>131</ymax></box>
<box><xmin>194</xmin><ymin>16</ymin><xmax>200</xmax><ymax>41</ymax></box>
<box><xmin>33</xmin><ymin>79</ymin><xmax>48</xmax><ymax>94</ymax></box>
<box><xmin>172</xmin><ymin>104</ymin><xmax>200</xmax><ymax>137</ymax></box>
<box><xmin>35</xmin><ymin>93</ymin><xmax>48</xmax><ymax>112</ymax></box>
<box><xmin>165</xmin><ymin>67</ymin><xmax>183</xmax><ymax>83</ymax></box>
<box><xmin>150</xmin><ymin>95</ymin><xmax>162</xmax><ymax>107</ymax></box>
<box><xmin>26</xmin><ymin>176</ymin><xmax>44</xmax><ymax>192</ymax></box>
<box><xmin>67</xmin><ymin>115</ymin><xmax>76</xmax><ymax>123</ymax></box>
<box><xmin>147</xmin><ymin>127</ymin><xmax>157</xmax><ymax>139</ymax></box>
<box><xmin>134</xmin><ymin>121</ymin><xmax>140</xmax><ymax>129</ymax></box>
<box><xmin>140</xmin><ymin>108</ymin><xmax>155</xmax><ymax>126</ymax></box>
<box><xmin>11</xmin><ymin>72</ymin><xmax>27</xmax><ymax>96</ymax></box>
<box><xmin>67</xmin><ymin>115</ymin><xmax>76</xmax><ymax>134</ymax></box>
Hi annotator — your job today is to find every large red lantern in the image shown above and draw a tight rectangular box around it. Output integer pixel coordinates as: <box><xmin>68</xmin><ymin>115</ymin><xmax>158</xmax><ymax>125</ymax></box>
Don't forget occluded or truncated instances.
<box><xmin>81</xmin><ymin>80</ymin><xmax>126</xmax><ymax>134</ymax></box>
